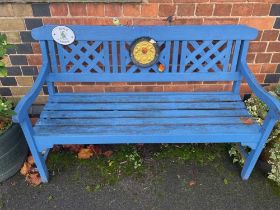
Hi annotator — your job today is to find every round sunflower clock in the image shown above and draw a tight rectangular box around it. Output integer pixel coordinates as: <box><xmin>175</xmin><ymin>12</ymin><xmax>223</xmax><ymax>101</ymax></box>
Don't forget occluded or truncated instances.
<box><xmin>130</xmin><ymin>37</ymin><xmax>159</xmax><ymax>68</ymax></box>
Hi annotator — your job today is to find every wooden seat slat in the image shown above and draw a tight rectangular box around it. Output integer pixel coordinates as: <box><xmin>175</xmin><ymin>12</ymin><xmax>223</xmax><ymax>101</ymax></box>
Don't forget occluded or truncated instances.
<box><xmin>36</xmin><ymin>117</ymin><xmax>256</xmax><ymax>126</ymax></box>
<box><xmin>44</xmin><ymin>101</ymin><xmax>245</xmax><ymax>111</ymax></box>
<box><xmin>40</xmin><ymin>109</ymin><xmax>251</xmax><ymax>119</ymax></box>
<box><xmin>34</xmin><ymin>124</ymin><xmax>260</xmax><ymax>136</ymax></box>
<box><xmin>49</xmin><ymin>93</ymin><xmax>242</xmax><ymax>103</ymax></box>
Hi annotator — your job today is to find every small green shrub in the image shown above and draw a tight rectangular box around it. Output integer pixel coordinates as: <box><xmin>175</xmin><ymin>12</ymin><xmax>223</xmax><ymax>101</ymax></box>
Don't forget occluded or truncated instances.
<box><xmin>268</xmin><ymin>142</ymin><xmax>280</xmax><ymax>185</ymax></box>
<box><xmin>228</xmin><ymin>85</ymin><xmax>280</xmax><ymax>185</ymax></box>
<box><xmin>0</xmin><ymin>34</ymin><xmax>15</xmax><ymax>134</ymax></box>
<box><xmin>228</xmin><ymin>146</ymin><xmax>245</xmax><ymax>166</ymax></box>
<box><xmin>0</xmin><ymin>97</ymin><xmax>15</xmax><ymax>135</ymax></box>
<box><xmin>245</xmin><ymin>96</ymin><xmax>268</xmax><ymax>123</ymax></box>
<box><xmin>245</xmin><ymin>92</ymin><xmax>280</xmax><ymax>145</ymax></box>
<box><xmin>0</xmin><ymin>34</ymin><xmax>12</xmax><ymax>77</ymax></box>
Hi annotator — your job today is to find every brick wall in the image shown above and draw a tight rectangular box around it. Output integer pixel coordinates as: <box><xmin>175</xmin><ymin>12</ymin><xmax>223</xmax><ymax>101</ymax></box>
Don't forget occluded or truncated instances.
<box><xmin>0</xmin><ymin>1</ymin><xmax>279</xmax><ymax>102</ymax></box>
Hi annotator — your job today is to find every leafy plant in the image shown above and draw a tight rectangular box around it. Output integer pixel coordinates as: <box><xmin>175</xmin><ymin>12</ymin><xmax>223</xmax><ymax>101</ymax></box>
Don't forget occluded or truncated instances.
<box><xmin>268</xmin><ymin>142</ymin><xmax>280</xmax><ymax>185</ymax></box>
<box><xmin>245</xmin><ymin>96</ymin><xmax>268</xmax><ymax>123</ymax></box>
<box><xmin>0</xmin><ymin>34</ymin><xmax>15</xmax><ymax>134</ymax></box>
<box><xmin>275</xmin><ymin>85</ymin><xmax>280</xmax><ymax>96</ymax></box>
<box><xmin>228</xmin><ymin>146</ymin><xmax>245</xmax><ymax>166</ymax></box>
<box><xmin>228</xmin><ymin>85</ymin><xmax>280</xmax><ymax>185</ymax></box>
<box><xmin>245</xmin><ymin>88</ymin><xmax>280</xmax><ymax>145</ymax></box>
<box><xmin>0</xmin><ymin>34</ymin><xmax>12</xmax><ymax>77</ymax></box>
<box><xmin>0</xmin><ymin>97</ymin><xmax>15</xmax><ymax>135</ymax></box>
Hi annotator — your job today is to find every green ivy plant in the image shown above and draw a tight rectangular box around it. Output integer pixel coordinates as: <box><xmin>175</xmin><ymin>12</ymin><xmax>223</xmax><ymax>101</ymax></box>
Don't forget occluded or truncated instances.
<box><xmin>0</xmin><ymin>97</ymin><xmax>15</xmax><ymax>135</ymax></box>
<box><xmin>0</xmin><ymin>33</ymin><xmax>15</xmax><ymax>134</ymax></box>
<box><xmin>228</xmin><ymin>146</ymin><xmax>245</xmax><ymax>165</ymax></box>
<box><xmin>228</xmin><ymin>85</ymin><xmax>280</xmax><ymax>185</ymax></box>
<box><xmin>268</xmin><ymin>142</ymin><xmax>280</xmax><ymax>185</ymax></box>
<box><xmin>0</xmin><ymin>34</ymin><xmax>12</xmax><ymax>77</ymax></box>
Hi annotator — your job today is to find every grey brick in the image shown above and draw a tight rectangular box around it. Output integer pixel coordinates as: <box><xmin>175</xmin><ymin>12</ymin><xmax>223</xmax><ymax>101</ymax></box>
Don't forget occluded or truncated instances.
<box><xmin>32</xmin><ymin>3</ymin><xmax>50</xmax><ymax>17</ymax></box>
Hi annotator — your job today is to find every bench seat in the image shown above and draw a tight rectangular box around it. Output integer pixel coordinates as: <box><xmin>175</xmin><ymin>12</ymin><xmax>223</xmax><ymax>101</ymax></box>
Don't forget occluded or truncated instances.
<box><xmin>33</xmin><ymin>92</ymin><xmax>261</xmax><ymax>151</ymax></box>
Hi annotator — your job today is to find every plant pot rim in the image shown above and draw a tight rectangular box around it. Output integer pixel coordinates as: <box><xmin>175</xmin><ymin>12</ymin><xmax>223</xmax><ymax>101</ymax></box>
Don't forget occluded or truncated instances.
<box><xmin>0</xmin><ymin>123</ymin><xmax>20</xmax><ymax>139</ymax></box>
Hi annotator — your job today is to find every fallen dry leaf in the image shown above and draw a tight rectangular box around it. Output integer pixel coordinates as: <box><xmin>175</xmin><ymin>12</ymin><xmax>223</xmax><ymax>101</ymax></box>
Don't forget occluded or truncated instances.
<box><xmin>26</xmin><ymin>173</ymin><xmax>41</xmax><ymax>186</ymax></box>
<box><xmin>62</xmin><ymin>144</ymin><xmax>72</xmax><ymax>150</ymax></box>
<box><xmin>52</xmin><ymin>145</ymin><xmax>62</xmax><ymax>152</ymax></box>
<box><xmin>0</xmin><ymin>121</ymin><xmax>5</xmax><ymax>130</ymax></box>
<box><xmin>29</xmin><ymin>167</ymin><xmax>38</xmax><ymax>173</ymax></box>
<box><xmin>27</xmin><ymin>155</ymin><xmax>35</xmax><ymax>165</ymax></box>
<box><xmin>64</xmin><ymin>144</ymin><xmax>83</xmax><ymax>153</ymax></box>
<box><xmin>189</xmin><ymin>180</ymin><xmax>196</xmax><ymax>187</ymax></box>
<box><xmin>240</xmin><ymin>117</ymin><xmax>254</xmax><ymax>125</ymax></box>
<box><xmin>88</xmin><ymin>145</ymin><xmax>102</xmax><ymax>155</ymax></box>
<box><xmin>30</xmin><ymin>118</ymin><xmax>38</xmax><ymax>126</ymax></box>
<box><xmin>158</xmin><ymin>64</ymin><xmax>165</xmax><ymax>72</ymax></box>
<box><xmin>78</xmin><ymin>148</ymin><xmax>94</xmax><ymax>159</ymax></box>
<box><xmin>20</xmin><ymin>162</ymin><xmax>31</xmax><ymax>176</ymax></box>
<box><xmin>103</xmin><ymin>150</ymin><xmax>113</xmax><ymax>158</ymax></box>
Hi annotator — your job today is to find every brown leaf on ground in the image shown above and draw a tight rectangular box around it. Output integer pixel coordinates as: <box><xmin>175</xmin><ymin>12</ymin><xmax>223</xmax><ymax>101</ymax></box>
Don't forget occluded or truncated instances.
<box><xmin>71</xmin><ymin>145</ymin><xmax>83</xmax><ymax>153</ymax></box>
<box><xmin>136</xmin><ymin>144</ymin><xmax>144</xmax><ymax>147</ymax></box>
<box><xmin>64</xmin><ymin>144</ymin><xmax>83</xmax><ymax>153</ymax></box>
<box><xmin>0</xmin><ymin>121</ymin><xmax>5</xmax><ymax>129</ymax></box>
<box><xmin>26</xmin><ymin>173</ymin><xmax>41</xmax><ymax>186</ymax></box>
<box><xmin>27</xmin><ymin>155</ymin><xmax>35</xmax><ymax>165</ymax></box>
<box><xmin>88</xmin><ymin>145</ymin><xmax>102</xmax><ymax>155</ymax></box>
<box><xmin>30</xmin><ymin>118</ymin><xmax>38</xmax><ymax>126</ymax></box>
<box><xmin>240</xmin><ymin>117</ymin><xmax>254</xmax><ymax>125</ymax></box>
<box><xmin>78</xmin><ymin>148</ymin><xmax>94</xmax><ymax>159</ymax></box>
<box><xmin>103</xmin><ymin>150</ymin><xmax>113</xmax><ymax>158</ymax></box>
<box><xmin>29</xmin><ymin>167</ymin><xmax>38</xmax><ymax>173</ymax></box>
<box><xmin>189</xmin><ymin>180</ymin><xmax>196</xmax><ymax>187</ymax></box>
<box><xmin>20</xmin><ymin>162</ymin><xmax>31</xmax><ymax>176</ymax></box>
<box><xmin>52</xmin><ymin>145</ymin><xmax>62</xmax><ymax>152</ymax></box>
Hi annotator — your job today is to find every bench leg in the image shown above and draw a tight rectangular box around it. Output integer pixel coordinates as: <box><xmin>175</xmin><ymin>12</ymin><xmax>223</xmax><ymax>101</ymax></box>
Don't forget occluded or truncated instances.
<box><xmin>241</xmin><ymin>149</ymin><xmax>260</xmax><ymax>180</ymax></box>
<box><xmin>241</xmin><ymin>112</ymin><xmax>277</xmax><ymax>180</ymax></box>
<box><xmin>21</xmin><ymin>119</ymin><xmax>49</xmax><ymax>183</ymax></box>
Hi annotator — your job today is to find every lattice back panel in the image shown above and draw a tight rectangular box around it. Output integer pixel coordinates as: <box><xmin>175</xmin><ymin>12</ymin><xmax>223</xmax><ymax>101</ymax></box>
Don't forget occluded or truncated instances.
<box><xmin>47</xmin><ymin>39</ymin><xmax>241</xmax><ymax>75</ymax></box>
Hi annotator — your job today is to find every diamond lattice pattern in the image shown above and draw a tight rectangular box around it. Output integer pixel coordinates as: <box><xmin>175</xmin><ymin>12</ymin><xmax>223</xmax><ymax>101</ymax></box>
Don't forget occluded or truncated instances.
<box><xmin>56</xmin><ymin>40</ymin><xmax>234</xmax><ymax>74</ymax></box>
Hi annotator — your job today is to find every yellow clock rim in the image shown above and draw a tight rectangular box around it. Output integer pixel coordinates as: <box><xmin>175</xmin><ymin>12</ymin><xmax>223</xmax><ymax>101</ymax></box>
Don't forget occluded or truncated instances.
<box><xmin>130</xmin><ymin>37</ymin><xmax>159</xmax><ymax>68</ymax></box>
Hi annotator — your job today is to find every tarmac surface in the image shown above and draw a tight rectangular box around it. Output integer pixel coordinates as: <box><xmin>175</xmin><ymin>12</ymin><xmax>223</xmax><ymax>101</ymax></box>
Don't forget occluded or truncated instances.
<box><xmin>1</xmin><ymin>147</ymin><xmax>280</xmax><ymax>210</ymax></box>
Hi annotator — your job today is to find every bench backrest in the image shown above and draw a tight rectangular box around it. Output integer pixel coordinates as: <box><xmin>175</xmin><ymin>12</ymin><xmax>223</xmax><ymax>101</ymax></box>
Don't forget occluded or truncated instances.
<box><xmin>32</xmin><ymin>25</ymin><xmax>258</xmax><ymax>83</ymax></box>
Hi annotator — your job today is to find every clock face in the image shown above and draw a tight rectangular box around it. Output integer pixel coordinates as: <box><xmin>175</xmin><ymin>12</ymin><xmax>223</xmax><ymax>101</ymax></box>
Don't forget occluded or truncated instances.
<box><xmin>130</xmin><ymin>37</ymin><xmax>159</xmax><ymax>68</ymax></box>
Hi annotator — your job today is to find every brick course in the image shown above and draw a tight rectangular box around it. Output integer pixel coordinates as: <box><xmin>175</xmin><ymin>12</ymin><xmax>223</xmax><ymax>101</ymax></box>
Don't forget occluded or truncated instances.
<box><xmin>0</xmin><ymin>1</ymin><xmax>279</xmax><ymax>100</ymax></box>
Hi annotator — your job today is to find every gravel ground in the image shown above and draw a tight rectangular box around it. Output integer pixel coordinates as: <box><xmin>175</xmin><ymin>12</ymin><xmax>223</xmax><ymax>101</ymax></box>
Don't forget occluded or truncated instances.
<box><xmin>0</xmin><ymin>150</ymin><xmax>280</xmax><ymax>210</ymax></box>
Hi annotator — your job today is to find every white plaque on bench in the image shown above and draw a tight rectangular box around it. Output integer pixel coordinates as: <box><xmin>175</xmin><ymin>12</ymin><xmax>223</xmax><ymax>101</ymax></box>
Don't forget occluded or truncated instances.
<box><xmin>52</xmin><ymin>26</ymin><xmax>75</xmax><ymax>45</ymax></box>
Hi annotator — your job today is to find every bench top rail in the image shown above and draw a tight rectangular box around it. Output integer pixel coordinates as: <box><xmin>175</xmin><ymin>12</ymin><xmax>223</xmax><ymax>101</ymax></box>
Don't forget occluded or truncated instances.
<box><xmin>32</xmin><ymin>25</ymin><xmax>258</xmax><ymax>41</ymax></box>
<box><xmin>33</xmin><ymin>25</ymin><xmax>258</xmax><ymax>82</ymax></box>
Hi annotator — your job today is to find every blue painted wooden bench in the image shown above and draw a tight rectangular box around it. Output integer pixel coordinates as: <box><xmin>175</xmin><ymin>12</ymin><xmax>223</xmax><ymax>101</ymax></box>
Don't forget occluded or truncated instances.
<box><xmin>13</xmin><ymin>25</ymin><xmax>280</xmax><ymax>183</ymax></box>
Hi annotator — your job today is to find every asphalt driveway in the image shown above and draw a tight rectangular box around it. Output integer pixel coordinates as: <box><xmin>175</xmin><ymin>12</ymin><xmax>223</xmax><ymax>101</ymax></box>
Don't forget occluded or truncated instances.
<box><xmin>0</xmin><ymin>145</ymin><xmax>280</xmax><ymax>210</ymax></box>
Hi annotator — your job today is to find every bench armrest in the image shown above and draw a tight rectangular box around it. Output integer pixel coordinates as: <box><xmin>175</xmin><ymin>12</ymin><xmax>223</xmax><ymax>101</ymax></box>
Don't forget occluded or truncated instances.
<box><xmin>240</xmin><ymin>61</ymin><xmax>280</xmax><ymax>120</ymax></box>
<box><xmin>13</xmin><ymin>62</ymin><xmax>50</xmax><ymax>123</ymax></box>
